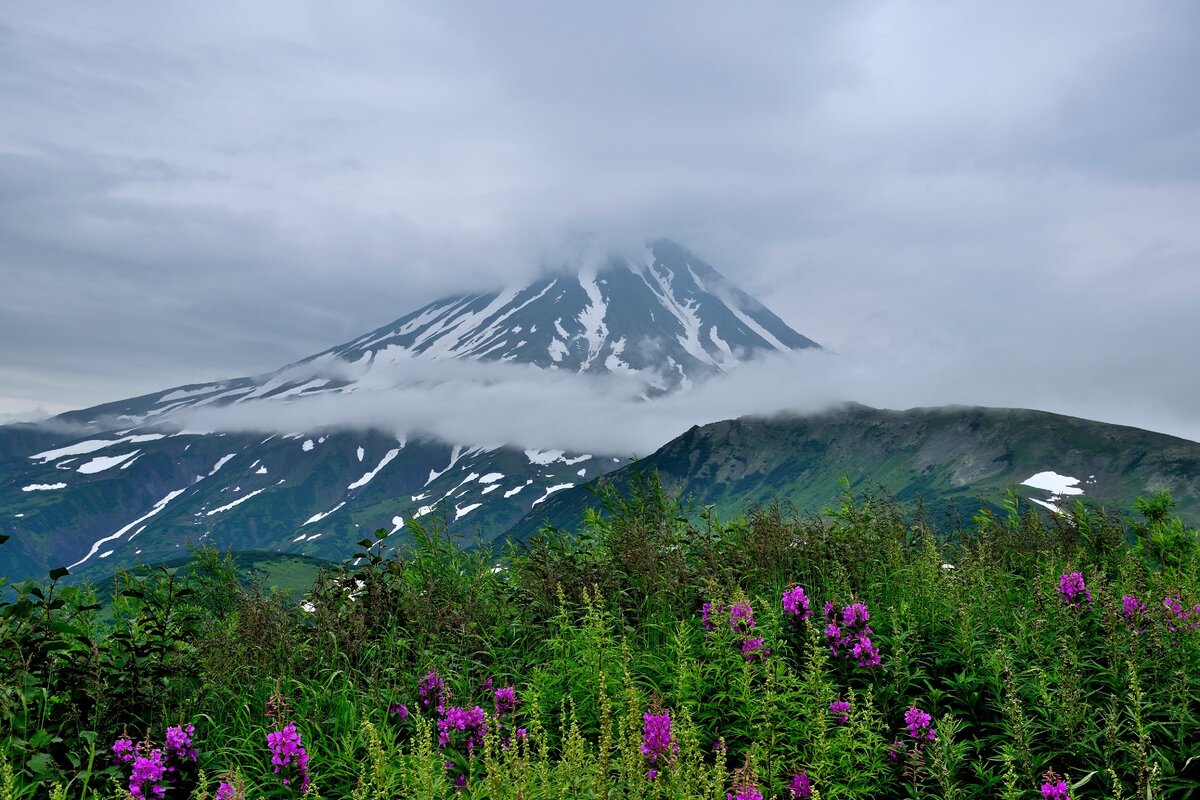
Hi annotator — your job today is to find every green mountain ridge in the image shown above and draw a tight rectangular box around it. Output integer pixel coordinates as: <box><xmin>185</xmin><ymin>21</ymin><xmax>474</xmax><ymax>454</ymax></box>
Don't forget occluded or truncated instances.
<box><xmin>513</xmin><ymin>403</ymin><xmax>1200</xmax><ymax>537</ymax></box>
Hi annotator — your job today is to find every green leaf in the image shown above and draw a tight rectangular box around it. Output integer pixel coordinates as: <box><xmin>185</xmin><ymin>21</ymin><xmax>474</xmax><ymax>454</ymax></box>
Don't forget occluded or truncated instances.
<box><xmin>48</xmin><ymin>567</ymin><xmax>70</xmax><ymax>581</ymax></box>
<box><xmin>28</xmin><ymin>752</ymin><xmax>54</xmax><ymax>776</ymax></box>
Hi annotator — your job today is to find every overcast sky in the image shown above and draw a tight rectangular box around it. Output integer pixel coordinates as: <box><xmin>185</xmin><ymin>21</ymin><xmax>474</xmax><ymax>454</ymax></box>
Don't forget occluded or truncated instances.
<box><xmin>2</xmin><ymin>2</ymin><xmax>1199</xmax><ymax>442</ymax></box>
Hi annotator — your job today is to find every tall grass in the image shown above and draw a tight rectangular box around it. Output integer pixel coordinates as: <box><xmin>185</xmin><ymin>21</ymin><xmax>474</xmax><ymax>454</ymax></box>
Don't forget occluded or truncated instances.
<box><xmin>1</xmin><ymin>476</ymin><xmax>1198</xmax><ymax>798</ymax></box>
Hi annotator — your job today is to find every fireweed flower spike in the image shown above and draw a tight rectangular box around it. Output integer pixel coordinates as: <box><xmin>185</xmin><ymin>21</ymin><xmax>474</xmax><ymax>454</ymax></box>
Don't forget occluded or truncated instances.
<box><xmin>702</xmin><ymin>601</ymin><xmax>725</xmax><ymax>632</ymax></box>
<box><xmin>266</xmin><ymin>721</ymin><xmax>311</xmax><ymax>794</ymax></box>
<box><xmin>1041</xmin><ymin>770</ymin><xmax>1071</xmax><ymax>800</ymax></box>
<box><xmin>782</xmin><ymin>585</ymin><xmax>812</xmax><ymax>620</ymax></box>
<box><xmin>1121</xmin><ymin>595</ymin><xmax>1150</xmax><ymax>634</ymax></box>
<box><xmin>726</xmin><ymin>765</ymin><xmax>764</xmax><ymax>800</ymax></box>
<box><xmin>728</xmin><ymin>602</ymin><xmax>756</xmax><ymax>635</ymax></box>
<box><xmin>641</xmin><ymin>708</ymin><xmax>677</xmax><ymax>780</ymax></box>
<box><xmin>164</xmin><ymin>724</ymin><xmax>198</xmax><ymax>764</ymax></box>
<box><xmin>904</xmin><ymin>706</ymin><xmax>936</xmax><ymax>745</ymax></box>
<box><xmin>389</xmin><ymin>702</ymin><xmax>408</xmax><ymax>720</ymax></box>
<box><xmin>1058</xmin><ymin>572</ymin><xmax>1092</xmax><ymax>608</ymax></box>
<box><xmin>419</xmin><ymin>669</ymin><xmax>448</xmax><ymax>715</ymax></box>
<box><xmin>112</xmin><ymin>738</ymin><xmax>135</xmax><ymax>766</ymax></box>
<box><xmin>128</xmin><ymin>748</ymin><xmax>168</xmax><ymax>800</ymax></box>
<box><xmin>829</xmin><ymin>699</ymin><xmax>851</xmax><ymax>725</ymax></box>
<box><xmin>789</xmin><ymin>771</ymin><xmax>814</xmax><ymax>798</ymax></box>
<box><xmin>824</xmin><ymin>599</ymin><xmax>882</xmax><ymax>668</ymax></box>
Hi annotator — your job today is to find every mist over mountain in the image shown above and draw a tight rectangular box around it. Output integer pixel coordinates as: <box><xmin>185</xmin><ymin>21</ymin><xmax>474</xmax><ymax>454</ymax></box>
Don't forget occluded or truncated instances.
<box><xmin>0</xmin><ymin>240</ymin><xmax>821</xmax><ymax>579</ymax></box>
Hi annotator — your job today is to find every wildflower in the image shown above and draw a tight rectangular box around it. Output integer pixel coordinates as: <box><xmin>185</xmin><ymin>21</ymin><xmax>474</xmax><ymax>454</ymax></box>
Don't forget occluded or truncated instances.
<box><xmin>729</xmin><ymin>602</ymin><xmax>756</xmax><ymax>635</ymax></box>
<box><xmin>389</xmin><ymin>701</ymin><xmax>408</xmax><ymax>719</ymax></box>
<box><xmin>215</xmin><ymin>772</ymin><xmax>247</xmax><ymax>800</ymax></box>
<box><xmin>266</xmin><ymin>721</ymin><xmax>311</xmax><ymax>794</ymax></box>
<box><xmin>164</xmin><ymin>724</ymin><xmax>197</xmax><ymax>764</ymax></box>
<box><xmin>128</xmin><ymin>748</ymin><xmax>167</xmax><ymax>800</ymax></box>
<box><xmin>112</xmin><ymin>738</ymin><xmax>135</xmax><ymax>766</ymax></box>
<box><xmin>1058</xmin><ymin>572</ymin><xmax>1092</xmax><ymax>609</ymax></box>
<box><xmin>1041</xmin><ymin>769</ymin><xmax>1070</xmax><ymax>799</ymax></box>
<box><xmin>641</xmin><ymin>709</ymin><xmax>678</xmax><ymax>777</ymax></box>
<box><xmin>726</xmin><ymin>765</ymin><xmax>764</xmax><ymax>800</ymax></box>
<box><xmin>418</xmin><ymin>669</ymin><xmax>448</xmax><ymax>715</ymax></box>
<box><xmin>1164</xmin><ymin>594</ymin><xmax>1200</xmax><ymax>635</ymax></box>
<box><xmin>438</xmin><ymin>706</ymin><xmax>488</xmax><ymax>754</ymax></box>
<box><xmin>494</xmin><ymin>686</ymin><xmax>519</xmax><ymax>718</ymax></box>
<box><xmin>702</xmin><ymin>601</ymin><xmax>725</xmax><ymax>632</ymax></box>
<box><xmin>1042</xmin><ymin>781</ymin><xmax>1070</xmax><ymax>800</ymax></box>
<box><xmin>829</xmin><ymin>699</ymin><xmax>851</xmax><ymax>726</ymax></box>
<box><xmin>904</xmin><ymin>706</ymin><xmax>935</xmax><ymax>745</ymax></box>
<box><xmin>789</xmin><ymin>771</ymin><xmax>813</xmax><ymax>799</ymax></box>
<box><xmin>824</xmin><ymin>599</ymin><xmax>881</xmax><ymax>668</ymax></box>
<box><xmin>741</xmin><ymin>637</ymin><xmax>770</xmax><ymax>660</ymax></box>
<box><xmin>1121</xmin><ymin>595</ymin><xmax>1149</xmax><ymax>634</ymax></box>
<box><xmin>782</xmin><ymin>586</ymin><xmax>812</xmax><ymax>620</ymax></box>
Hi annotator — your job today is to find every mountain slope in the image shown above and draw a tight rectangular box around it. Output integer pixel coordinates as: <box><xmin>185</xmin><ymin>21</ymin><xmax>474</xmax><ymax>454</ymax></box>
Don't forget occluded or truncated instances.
<box><xmin>0</xmin><ymin>240</ymin><xmax>818</xmax><ymax>580</ymax></box>
<box><xmin>513</xmin><ymin>404</ymin><xmax>1200</xmax><ymax>537</ymax></box>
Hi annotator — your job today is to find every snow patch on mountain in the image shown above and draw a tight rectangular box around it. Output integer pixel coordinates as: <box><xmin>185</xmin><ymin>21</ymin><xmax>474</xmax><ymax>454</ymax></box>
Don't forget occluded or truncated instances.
<box><xmin>69</xmin><ymin>488</ymin><xmax>187</xmax><ymax>569</ymax></box>
<box><xmin>348</xmin><ymin>447</ymin><xmax>401</xmax><ymax>490</ymax></box>
<box><xmin>206</xmin><ymin>488</ymin><xmax>266</xmax><ymax>515</ymax></box>
<box><xmin>77</xmin><ymin>451</ymin><xmax>140</xmax><ymax>474</ymax></box>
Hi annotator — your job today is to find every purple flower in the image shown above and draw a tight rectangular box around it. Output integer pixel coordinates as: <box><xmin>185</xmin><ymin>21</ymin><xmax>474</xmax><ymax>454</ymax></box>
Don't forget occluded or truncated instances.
<box><xmin>726</xmin><ymin>768</ymin><xmax>764</xmax><ymax>800</ymax></box>
<box><xmin>1121</xmin><ymin>595</ymin><xmax>1149</xmax><ymax>634</ymax></box>
<box><xmin>729</xmin><ymin>602</ymin><xmax>756</xmax><ymax>635</ymax></box>
<box><xmin>1042</xmin><ymin>781</ymin><xmax>1070</xmax><ymax>800</ymax></box>
<box><xmin>266</xmin><ymin>721</ymin><xmax>311</xmax><ymax>794</ymax></box>
<box><xmin>389</xmin><ymin>702</ymin><xmax>408</xmax><ymax>720</ymax></box>
<box><xmin>112</xmin><ymin>738</ymin><xmax>135</xmax><ymax>766</ymax></box>
<box><xmin>824</xmin><ymin>599</ymin><xmax>881</xmax><ymax>668</ymax></box>
<box><xmin>1058</xmin><ymin>572</ymin><xmax>1092</xmax><ymax>608</ymax></box>
<box><xmin>740</xmin><ymin>637</ymin><xmax>770</xmax><ymax>660</ymax></box>
<box><xmin>494</xmin><ymin>686</ymin><xmax>519</xmax><ymax>718</ymax></box>
<box><xmin>128</xmin><ymin>748</ymin><xmax>167</xmax><ymax>800</ymax></box>
<box><xmin>438</xmin><ymin>706</ymin><xmax>488</xmax><ymax>754</ymax></box>
<box><xmin>1041</xmin><ymin>770</ymin><xmax>1071</xmax><ymax>800</ymax></box>
<box><xmin>164</xmin><ymin>724</ymin><xmax>197</xmax><ymax>763</ymax></box>
<box><xmin>419</xmin><ymin>669</ymin><xmax>448</xmax><ymax>715</ymax></box>
<box><xmin>904</xmin><ymin>706</ymin><xmax>935</xmax><ymax>744</ymax></box>
<box><xmin>829</xmin><ymin>700</ymin><xmax>851</xmax><ymax>726</ymax></box>
<box><xmin>640</xmin><ymin>710</ymin><xmax>678</xmax><ymax>774</ymax></box>
<box><xmin>215</xmin><ymin>776</ymin><xmax>247</xmax><ymax>800</ymax></box>
<box><xmin>782</xmin><ymin>586</ymin><xmax>812</xmax><ymax>620</ymax></box>
<box><xmin>789</xmin><ymin>771</ymin><xmax>813</xmax><ymax>799</ymax></box>
<box><xmin>1164</xmin><ymin>594</ymin><xmax>1200</xmax><ymax>635</ymax></box>
<box><xmin>702</xmin><ymin>601</ymin><xmax>725</xmax><ymax>631</ymax></box>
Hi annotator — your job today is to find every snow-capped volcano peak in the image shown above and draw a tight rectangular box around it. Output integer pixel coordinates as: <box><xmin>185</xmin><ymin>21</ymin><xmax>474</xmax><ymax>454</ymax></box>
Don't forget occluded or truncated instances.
<box><xmin>319</xmin><ymin>239</ymin><xmax>819</xmax><ymax>391</ymax></box>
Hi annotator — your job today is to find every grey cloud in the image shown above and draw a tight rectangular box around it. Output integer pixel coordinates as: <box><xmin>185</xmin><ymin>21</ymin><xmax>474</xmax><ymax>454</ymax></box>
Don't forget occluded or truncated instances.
<box><xmin>0</xmin><ymin>1</ymin><xmax>1198</xmax><ymax>448</ymax></box>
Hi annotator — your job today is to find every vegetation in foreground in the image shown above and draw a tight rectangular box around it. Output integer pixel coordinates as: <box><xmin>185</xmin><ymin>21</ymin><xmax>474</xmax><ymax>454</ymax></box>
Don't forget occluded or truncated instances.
<box><xmin>2</xmin><ymin>476</ymin><xmax>1199</xmax><ymax>799</ymax></box>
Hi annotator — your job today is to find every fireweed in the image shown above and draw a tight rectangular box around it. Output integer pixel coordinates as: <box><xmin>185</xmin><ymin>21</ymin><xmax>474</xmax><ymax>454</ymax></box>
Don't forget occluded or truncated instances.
<box><xmin>726</xmin><ymin>765</ymin><xmax>764</xmax><ymax>800</ymax></box>
<box><xmin>111</xmin><ymin>725</ymin><xmax>198</xmax><ymax>799</ymax></box>
<box><xmin>829</xmin><ymin>699</ymin><xmax>851</xmax><ymax>726</ymax></box>
<box><xmin>781</xmin><ymin>585</ymin><xmax>812</xmax><ymax>620</ymax></box>
<box><xmin>266</xmin><ymin>721</ymin><xmax>311</xmax><ymax>794</ymax></box>
<box><xmin>729</xmin><ymin>601</ymin><xmax>756</xmax><ymax>636</ymax></box>
<box><xmin>641</xmin><ymin>707</ymin><xmax>678</xmax><ymax>780</ymax></box>
<box><xmin>1058</xmin><ymin>572</ymin><xmax>1092</xmax><ymax>609</ymax></box>
<box><xmin>824</xmin><ymin>600</ymin><xmax>882</xmax><ymax>668</ymax></box>
<box><xmin>419</xmin><ymin>669</ymin><xmax>449</xmax><ymax>715</ymax></box>
<box><xmin>788</xmin><ymin>771</ymin><xmax>814</xmax><ymax>799</ymax></box>
<box><xmin>702</xmin><ymin>601</ymin><xmax>726</xmax><ymax>632</ymax></box>
<box><xmin>1164</xmin><ymin>594</ymin><xmax>1200</xmax><ymax>635</ymax></box>
<box><xmin>1122</xmin><ymin>595</ymin><xmax>1150</xmax><ymax>634</ymax></box>
<box><xmin>1041</xmin><ymin>769</ymin><xmax>1071</xmax><ymax>799</ymax></box>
